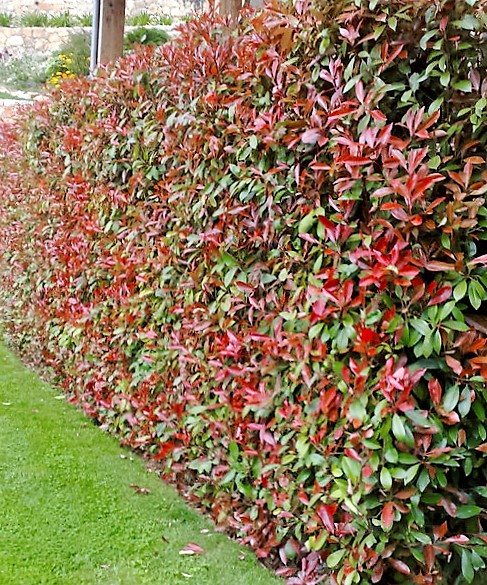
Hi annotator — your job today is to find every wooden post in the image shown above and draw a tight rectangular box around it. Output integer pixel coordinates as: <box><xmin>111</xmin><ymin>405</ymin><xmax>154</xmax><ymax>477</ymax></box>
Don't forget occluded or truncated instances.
<box><xmin>97</xmin><ymin>0</ymin><xmax>126</xmax><ymax>65</ymax></box>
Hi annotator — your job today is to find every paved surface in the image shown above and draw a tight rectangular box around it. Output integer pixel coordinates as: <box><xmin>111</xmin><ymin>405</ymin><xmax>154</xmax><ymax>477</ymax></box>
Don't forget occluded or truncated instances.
<box><xmin>0</xmin><ymin>85</ymin><xmax>38</xmax><ymax>122</ymax></box>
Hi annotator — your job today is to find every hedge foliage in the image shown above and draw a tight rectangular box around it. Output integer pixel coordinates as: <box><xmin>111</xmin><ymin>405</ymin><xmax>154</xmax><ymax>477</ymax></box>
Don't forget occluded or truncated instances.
<box><xmin>0</xmin><ymin>1</ymin><xmax>487</xmax><ymax>583</ymax></box>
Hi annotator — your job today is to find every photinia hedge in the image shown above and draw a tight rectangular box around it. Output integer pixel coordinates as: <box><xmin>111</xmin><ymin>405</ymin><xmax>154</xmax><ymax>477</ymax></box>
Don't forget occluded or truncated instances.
<box><xmin>0</xmin><ymin>0</ymin><xmax>487</xmax><ymax>583</ymax></box>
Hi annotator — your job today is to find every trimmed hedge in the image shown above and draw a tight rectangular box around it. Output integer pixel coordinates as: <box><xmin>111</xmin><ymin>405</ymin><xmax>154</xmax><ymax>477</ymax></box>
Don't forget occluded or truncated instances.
<box><xmin>0</xmin><ymin>1</ymin><xmax>487</xmax><ymax>583</ymax></box>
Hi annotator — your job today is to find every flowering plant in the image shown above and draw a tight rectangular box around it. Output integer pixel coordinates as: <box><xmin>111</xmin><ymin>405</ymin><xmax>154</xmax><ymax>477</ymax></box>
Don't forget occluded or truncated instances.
<box><xmin>46</xmin><ymin>53</ymin><xmax>77</xmax><ymax>86</ymax></box>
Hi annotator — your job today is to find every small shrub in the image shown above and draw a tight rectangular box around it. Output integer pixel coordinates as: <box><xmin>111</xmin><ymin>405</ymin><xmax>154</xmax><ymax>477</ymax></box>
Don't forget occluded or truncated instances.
<box><xmin>126</xmin><ymin>11</ymin><xmax>155</xmax><ymax>26</ymax></box>
<box><xmin>46</xmin><ymin>11</ymin><xmax>75</xmax><ymax>27</ymax></box>
<box><xmin>156</xmin><ymin>15</ymin><xmax>174</xmax><ymax>26</ymax></box>
<box><xmin>0</xmin><ymin>12</ymin><xmax>13</xmax><ymax>27</ymax></box>
<box><xmin>75</xmin><ymin>13</ymin><xmax>93</xmax><ymax>27</ymax></box>
<box><xmin>19</xmin><ymin>12</ymin><xmax>50</xmax><ymax>27</ymax></box>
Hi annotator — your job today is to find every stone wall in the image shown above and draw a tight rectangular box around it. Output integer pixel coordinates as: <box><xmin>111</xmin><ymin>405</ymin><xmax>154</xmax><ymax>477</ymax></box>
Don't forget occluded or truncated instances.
<box><xmin>2</xmin><ymin>0</ymin><xmax>205</xmax><ymax>18</ymax></box>
<box><xmin>0</xmin><ymin>25</ymin><xmax>175</xmax><ymax>57</ymax></box>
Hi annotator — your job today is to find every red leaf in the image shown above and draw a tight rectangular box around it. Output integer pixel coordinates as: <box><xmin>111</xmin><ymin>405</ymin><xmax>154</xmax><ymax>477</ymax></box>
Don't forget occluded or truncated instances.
<box><xmin>440</xmin><ymin>497</ymin><xmax>457</xmax><ymax>517</ymax></box>
<box><xmin>427</xmin><ymin>285</ymin><xmax>452</xmax><ymax>306</ymax></box>
<box><xmin>394</xmin><ymin>487</ymin><xmax>416</xmax><ymax>499</ymax></box>
<box><xmin>445</xmin><ymin>355</ymin><xmax>463</xmax><ymax>376</ymax></box>
<box><xmin>370</xmin><ymin>110</ymin><xmax>387</xmax><ymax>122</ymax></box>
<box><xmin>444</xmin><ymin>534</ymin><xmax>469</xmax><ymax>544</ymax></box>
<box><xmin>336</xmin><ymin>155</ymin><xmax>371</xmax><ymax>166</ymax></box>
<box><xmin>235</xmin><ymin>281</ymin><xmax>254</xmax><ymax>293</ymax></box>
<box><xmin>179</xmin><ymin>543</ymin><xmax>206</xmax><ymax>556</ymax></box>
<box><xmin>424</xmin><ymin>261</ymin><xmax>457</xmax><ymax>272</ymax></box>
<box><xmin>433</xmin><ymin>522</ymin><xmax>448</xmax><ymax>541</ymax></box>
<box><xmin>428</xmin><ymin>378</ymin><xmax>442</xmax><ymax>404</ymax></box>
<box><xmin>344</xmin><ymin>447</ymin><xmax>362</xmax><ymax>462</ymax></box>
<box><xmin>153</xmin><ymin>441</ymin><xmax>178</xmax><ymax>459</ymax></box>
<box><xmin>301</xmin><ymin>129</ymin><xmax>323</xmax><ymax>145</ymax></box>
<box><xmin>389</xmin><ymin>559</ymin><xmax>411</xmax><ymax>575</ymax></box>
<box><xmin>371</xmin><ymin>562</ymin><xmax>384</xmax><ymax>583</ymax></box>
<box><xmin>129</xmin><ymin>484</ymin><xmax>151</xmax><ymax>495</ymax></box>
<box><xmin>424</xmin><ymin>544</ymin><xmax>435</xmax><ymax>572</ymax></box>
<box><xmin>381</xmin><ymin>502</ymin><xmax>395</xmax><ymax>529</ymax></box>
<box><xmin>317</xmin><ymin>503</ymin><xmax>337</xmax><ymax>534</ymax></box>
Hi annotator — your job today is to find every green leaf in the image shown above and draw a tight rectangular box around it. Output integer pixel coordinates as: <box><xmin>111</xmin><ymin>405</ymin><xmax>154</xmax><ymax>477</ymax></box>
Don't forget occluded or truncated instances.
<box><xmin>471</xmin><ymin>549</ymin><xmax>486</xmax><ymax>570</ymax></box>
<box><xmin>438</xmin><ymin>301</ymin><xmax>456</xmax><ymax>321</ymax></box>
<box><xmin>428</xmin><ymin>154</ymin><xmax>441</xmax><ymax>169</ymax></box>
<box><xmin>453</xmin><ymin>280</ymin><xmax>468</xmax><ymax>301</ymax></box>
<box><xmin>298</xmin><ymin>211</ymin><xmax>316</xmax><ymax>234</ymax></box>
<box><xmin>420</xmin><ymin>30</ymin><xmax>437</xmax><ymax>51</ymax></box>
<box><xmin>458</xmin><ymin>387</ymin><xmax>472</xmax><ymax>417</ymax></box>
<box><xmin>417</xmin><ymin>469</ymin><xmax>430</xmax><ymax>492</ymax></box>
<box><xmin>432</xmin><ymin>329</ymin><xmax>442</xmax><ymax>354</ymax></box>
<box><xmin>469</xmin><ymin>280</ymin><xmax>485</xmax><ymax>310</ymax></box>
<box><xmin>452</xmin><ymin>80</ymin><xmax>472</xmax><ymax>93</ymax></box>
<box><xmin>224</xmin><ymin>266</ymin><xmax>238</xmax><ymax>288</ymax></box>
<box><xmin>342</xmin><ymin>457</ymin><xmax>361</xmax><ymax>482</ymax></box>
<box><xmin>442</xmin><ymin>320</ymin><xmax>470</xmax><ymax>332</ymax></box>
<box><xmin>392</xmin><ymin>414</ymin><xmax>406</xmax><ymax>442</ymax></box>
<box><xmin>443</xmin><ymin>385</ymin><xmax>459</xmax><ymax>412</ymax></box>
<box><xmin>440</xmin><ymin>71</ymin><xmax>450</xmax><ymax>87</ymax></box>
<box><xmin>462</xmin><ymin>549</ymin><xmax>475</xmax><ymax>584</ymax></box>
<box><xmin>380</xmin><ymin>467</ymin><xmax>392</xmax><ymax>490</ymax></box>
<box><xmin>373</xmin><ymin>24</ymin><xmax>385</xmax><ymax>40</ymax></box>
<box><xmin>404</xmin><ymin>464</ymin><xmax>420</xmax><ymax>485</ymax></box>
<box><xmin>456</xmin><ymin>505</ymin><xmax>482</xmax><ymax>519</ymax></box>
<box><xmin>410</xmin><ymin>530</ymin><xmax>431</xmax><ymax>545</ymax></box>
<box><xmin>308</xmin><ymin>323</ymin><xmax>323</xmax><ymax>339</ymax></box>
<box><xmin>452</xmin><ymin>14</ymin><xmax>479</xmax><ymax>30</ymax></box>
<box><xmin>427</xmin><ymin>97</ymin><xmax>444</xmax><ymax>116</ymax></box>
<box><xmin>410</xmin><ymin>319</ymin><xmax>432</xmax><ymax>337</ymax></box>
<box><xmin>327</xmin><ymin>549</ymin><xmax>346</xmax><ymax>568</ymax></box>
<box><xmin>385</xmin><ymin>446</ymin><xmax>398</xmax><ymax>464</ymax></box>
<box><xmin>397</xmin><ymin>453</ymin><xmax>419</xmax><ymax>465</ymax></box>
<box><xmin>405</xmin><ymin>410</ymin><xmax>434</xmax><ymax>428</ymax></box>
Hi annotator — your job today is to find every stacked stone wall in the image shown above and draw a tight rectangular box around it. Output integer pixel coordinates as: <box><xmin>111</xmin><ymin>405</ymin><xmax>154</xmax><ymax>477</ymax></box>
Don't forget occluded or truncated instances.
<box><xmin>0</xmin><ymin>25</ymin><xmax>175</xmax><ymax>57</ymax></box>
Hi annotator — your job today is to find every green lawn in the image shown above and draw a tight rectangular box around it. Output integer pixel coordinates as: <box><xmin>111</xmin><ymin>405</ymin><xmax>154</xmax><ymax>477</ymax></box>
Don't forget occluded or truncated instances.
<box><xmin>0</xmin><ymin>343</ymin><xmax>282</xmax><ymax>585</ymax></box>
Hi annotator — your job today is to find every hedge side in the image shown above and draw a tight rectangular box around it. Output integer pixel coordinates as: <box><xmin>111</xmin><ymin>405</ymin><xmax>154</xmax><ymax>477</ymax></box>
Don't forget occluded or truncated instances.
<box><xmin>0</xmin><ymin>1</ymin><xmax>487</xmax><ymax>583</ymax></box>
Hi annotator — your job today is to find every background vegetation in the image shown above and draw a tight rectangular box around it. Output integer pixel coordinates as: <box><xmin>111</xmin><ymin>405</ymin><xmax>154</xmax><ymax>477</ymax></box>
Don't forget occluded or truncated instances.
<box><xmin>0</xmin><ymin>10</ymin><xmax>175</xmax><ymax>27</ymax></box>
<box><xmin>0</xmin><ymin>1</ymin><xmax>486</xmax><ymax>583</ymax></box>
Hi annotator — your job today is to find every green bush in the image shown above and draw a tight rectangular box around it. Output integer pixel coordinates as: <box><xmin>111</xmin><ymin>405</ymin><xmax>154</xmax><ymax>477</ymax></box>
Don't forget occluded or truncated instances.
<box><xmin>124</xmin><ymin>26</ymin><xmax>169</xmax><ymax>48</ymax></box>
<box><xmin>0</xmin><ymin>1</ymin><xmax>486</xmax><ymax>584</ymax></box>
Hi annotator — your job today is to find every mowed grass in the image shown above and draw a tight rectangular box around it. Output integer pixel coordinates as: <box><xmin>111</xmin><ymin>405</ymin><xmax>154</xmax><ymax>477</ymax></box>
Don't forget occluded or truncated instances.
<box><xmin>0</xmin><ymin>343</ymin><xmax>282</xmax><ymax>585</ymax></box>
